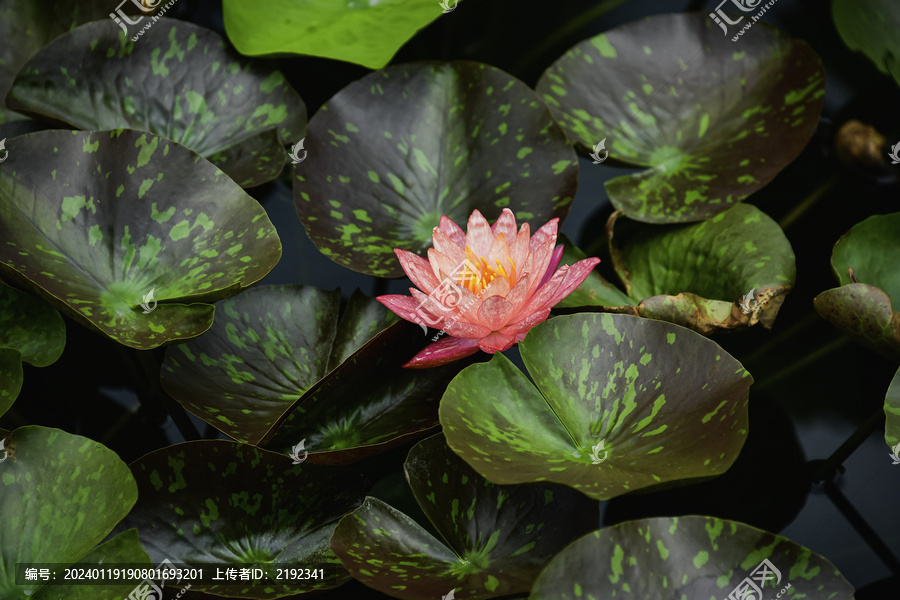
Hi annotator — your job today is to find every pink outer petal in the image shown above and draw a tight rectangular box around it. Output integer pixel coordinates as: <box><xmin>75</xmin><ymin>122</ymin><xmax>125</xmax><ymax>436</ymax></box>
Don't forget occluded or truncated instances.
<box><xmin>512</xmin><ymin>266</ymin><xmax>568</xmax><ymax>321</ymax></box>
<box><xmin>465</xmin><ymin>210</ymin><xmax>494</xmax><ymax>257</ymax></box>
<box><xmin>395</xmin><ymin>249</ymin><xmax>440</xmax><ymax>295</ymax></box>
<box><xmin>437</xmin><ymin>215</ymin><xmax>466</xmax><ymax>247</ymax></box>
<box><xmin>427</xmin><ymin>248</ymin><xmax>464</xmax><ymax>283</ymax></box>
<box><xmin>477</xmin><ymin>295</ymin><xmax>515</xmax><ymax>329</ymax></box>
<box><xmin>539</xmin><ymin>245</ymin><xmax>565</xmax><ymax>289</ymax></box>
<box><xmin>438</xmin><ymin>317</ymin><xmax>493</xmax><ymax>339</ymax></box>
<box><xmin>543</xmin><ymin>257</ymin><xmax>601</xmax><ymax>306</ymax></box>
<box><xmin>477</xmin><ymin>331</ymin><xmax>518</xmax><ymax>353</ymax></box>
<box><xmin>377</xmin><ymin>294</ymin><xmax>444</xmax><ymax>328</ymax></box>
<box><xmin>529</xmin><ymin>218</ymin><xmax>559</xmax><ymax>252</ymax></box>
<box><xmin>404</xmin><ymin>336</ymin><xmax>481</xmax><ymax>369</ymax></box>
<box><xmin>432</xmin><ymin>228</ymin><xmax>465</xmax><ymax>266</ymax></box>
<box><xmin>490</xmin><ymin>208</ymin><xmax>518</xmax><ymax>241</ymax></box>
<box><xmin>500</xmin><ymin>307</ymin><xmax>551</xmax><ymax>335</ymax></box>
<box><xmin>525</xmin><ymin>237</ymin><xmax>557</xmax><ymax>298</ymax></box>
<box><xmin>508</xmin><ymin>223</ymin><xmax>531</xmax><ymax>271</ymax></box>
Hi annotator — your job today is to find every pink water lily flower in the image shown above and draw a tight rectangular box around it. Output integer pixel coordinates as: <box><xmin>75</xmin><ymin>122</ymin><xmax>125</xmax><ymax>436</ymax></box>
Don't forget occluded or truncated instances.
<box><xmin>377</xmin><ymin>208</ymin><xmax>601</xmax><ymax>369</ymax></box>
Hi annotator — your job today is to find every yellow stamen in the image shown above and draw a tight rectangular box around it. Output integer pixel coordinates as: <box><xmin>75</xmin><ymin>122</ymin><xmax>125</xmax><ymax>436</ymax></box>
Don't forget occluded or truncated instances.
<box><xmin>456</xmin><ymin>246</ymin><xmax>517</xmax><ymax>295</ymax></box>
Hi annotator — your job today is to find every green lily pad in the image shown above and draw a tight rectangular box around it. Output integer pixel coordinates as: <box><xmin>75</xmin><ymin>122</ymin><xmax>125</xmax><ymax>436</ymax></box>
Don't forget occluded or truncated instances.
<box><xmin>0</xmin><ymin>129</ymin><xmax>282</xmax><ymax>350</ymax></box>
<box><xmin>608</xmin><ymin>203</ymin><xmax>796</xmax><ymax>334</ymax></box>
<box><xmin>330</xmin><ymin>433</ymin><xmax>596</xmax><ymax>599</ymax></box>
<box><xmin>553</xmin><ymin>234</ymin><xmax>634</xmax><ymax>309</ymax></box>
<box><xmin>535</xmin><ymin>13</ymin><xmax>825</xmax><ymax>223</ymax></box>
<box><xmin>7</xmin><ymin>19</ymin><xmax>307</xmax><ymax>188</ymax></box>
<box><xmin>264</xmin><ymin>320</ymin><xmax>478</xmax><ymax>464</ymax></box>
<box><xmin>0</xmin><ymin>0</ymin><xmax>111</xmax><ymax>125</ymax></box>
<box><xmin>223</xmin><ymin>0</ymin><xmax>460</xmax><ymax>70</ymax></box>
<box><xmin>0</xmin><ymin>425</ymin><xmax>138</xmax><ymax>600</ymax></box>
<box><xmin>439</xmin><ymin>312</ymin><xmax>752</xmax><ymax>500</ymax></box>
<box><xmin>529</xmin><ymin>516</ymin><xmax>855</xmax><ymax>600</ymax></box>
<box><xmin>30</xmin><ymin>530</ymin><xmax>152</xmax><ymax>600</ymax></box>
<box><xmin>293</xmin><ymin>60</ymin><xmax>577</xmax><ymax>277</ymax></box>
<box><xmin>886</xmin><ymin>367</ymin><xmax>900</xmax><ymax>456</ymax></box>
<box><xmin>833</xmin><ymin>0</ymin><xmax>900</xmax><ymax>88</ymax></box>
<box><xmin>116</xmin><ymin>440</ymin><xmax>368</xmax><ymax>599</ymax></box>
<box><xmin>0</xmin><ymin>283</ymin><xmax>65</xmax><ymax>416</ymax></box>
<box><xmin>161</xmin><ymin>286</ymin><xmax>401</xmax><ymax>446</ymax></box>
<box><xmin>814</xmin><ymin>212</ymin><xmax>900</xmax><ymax>362</ymax></box>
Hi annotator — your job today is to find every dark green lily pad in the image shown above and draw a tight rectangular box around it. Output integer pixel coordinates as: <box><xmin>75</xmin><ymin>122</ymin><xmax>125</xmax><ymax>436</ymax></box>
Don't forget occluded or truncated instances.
<box><xmin>814</xmin><ymin>212</ymin><xmax>900</xmax><ymax>362</ymax></box>
<box><xmin>439</xmin><ymin>312</ymin><xmax>752</xmax><ymax>501</ymax></box>
<box><xmin>264</xmin><ymin>320</ymin><xmax>478</xmax><ymax>464</ymax></box>
<box><xmin>0</xmin><ymin>130</ymin><xmax>282</xmax><ymax>350</ymax></box>
<box><xmin>0</xmin><ymin>283</ymin><xmax>65</xmax><ymax>416</ymax></box>
<box><xmin>223</xmin><ymin>0</ymin><xmax>460</xmax><ymax>70</ymax></box>
<box><xmin>161</xmin><ymin>286</ymin><xmax>402</xmax><ymax>446</ymax></box>
<box><xmin>330</xmin><ymin>433</ymin><xmax>596</xmax><ymax>599</ymax></box>
<box><xmin>0</xmin><ymin>0</ymin><xmax>111</xmax><ymax>125</ymax></box>
<box><xmin>529</xmin><ymin>516</ymin><xmax>856</xmax><ymax>600</ymax></box>
<box><xmin>115</xmin><ymin>440</ymin><xmax>368</xmax><ymax>599</ymax></box>
<box><xmin>30</xmin><ymin>530</ymin><xmax>152</xmax><ymax>600</ymax></box>
<box><xmin>536</xmin><ymin>13</ymin><xmax>825</xmax><ymax>223</ymax></box>
<box><xmin>7</xmin><ymin>19</ymin><xmax>307</xmax><ymax>188</ymax></box>
<box><xmin>293</xmin><ymin>60</ymin><xmax>577</xmax><ymax>277</ymax></box>
<box><xmin>0</xmin><ymin>425</ymin><xmax>138</xmax><ymax>600</ymax></box>
<box><xmin>553</xmin><ymin>234</ymin><xmax>634</xmax><ymax>309</ymax></box>
<box><xmin>607</xmin><ymin>203</ymin><xmax>795</xmax><ymax>334</ymax></box>
<box><xmin>833</xmin><ymin>0</ymin><xmax>900</xmax><ymax>88</ymax></box>
<box><xmin>886</xmin><ymin>367</ymin><xmax>900</xmax><ymax>458</ymax></box>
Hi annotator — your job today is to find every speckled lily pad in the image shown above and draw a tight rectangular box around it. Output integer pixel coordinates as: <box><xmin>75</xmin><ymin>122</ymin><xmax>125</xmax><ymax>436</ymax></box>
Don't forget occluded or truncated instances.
<box><xmin>7</xmin><ymin>19</ymin><xmax>306</xmax><ymax>188</ymax></box>
<box><xmin>330</xmin><ymin>433</ymin><xmax>596</xmax><ymax>599</ymax></box>
<box><xmin>0</xmin><ymin>130</ymin><xmax>282</xmax><ymax>350</ymax></box>
<box><xmin>529</xmin><ymin>516</ymin><xmax>855</xmax><ymax>600</ymax></box>
<box><xmin>536</xmin><ymin>13</ymin><xmax>825</xmax><ymax>223</ymax></box>
<box><xmin>833</xmin><ymin>0</ymin><xmax>900</xmax><ymax>88</ymax></box>
<box><xmin>886</xmin><ymin>367</ymin><xmax>900</xmax><ymax>457</ymax></box>
<box><xmin>293</xmin><ymin>60</ymin><xmax>577</xmax><ymax>277</ymax></box>
<box><xmin>439</xmin><ymin>312</ymin><xmax>752</xmax><ymax>500</ymax></box>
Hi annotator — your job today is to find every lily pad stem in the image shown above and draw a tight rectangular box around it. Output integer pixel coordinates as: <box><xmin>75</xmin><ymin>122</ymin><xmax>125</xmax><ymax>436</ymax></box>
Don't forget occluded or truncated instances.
<box><xmin>132</xmin><ymin>348</ymin><xmax>201</xmax><ymax>441</ymax></box>
<box><xmin>810</xmin><ymin>407</ymin><xmax>885</xmax><ymax>483</ymax></box>
<box><xmin>778</xmin><ymin>173</ymin><xmax>841</xmax><ymax>230</ymax></box>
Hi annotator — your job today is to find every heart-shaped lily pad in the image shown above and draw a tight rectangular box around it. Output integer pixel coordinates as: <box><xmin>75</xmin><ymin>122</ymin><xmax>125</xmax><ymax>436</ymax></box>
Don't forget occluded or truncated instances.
<box><xmin>887</xmin><ymin>366</ymin><xmax>900</xmax><ymax>457</ymax></box>
<box><xmin>264</xmin><ymin>320</ymin><xmax>479</xmax><ymax>464</ymax></box>
<box><xmin>606</xmin><ymin>203</ymin><xmax>796</xmax><ymax>334</ymax></box>
<box><xmin>439</xmin><ymin>312</ymin><xmax>752</xmax><ymax>500</ymax></box>
<box><xmin>0</xmin><ymin>0</ymin><xmax>111</xmax><ymax>125</ymax></box>
<box><xmin>330</xmin><ymin>433</ymin><xmax>596</xmax><ymax>599</ymax></box>
<box><xmin>7</xmin><ymin>19</ymin><xmax>307</xmax><ymax>188</ymax></box>
<box><xmin>30</xmin><ymin>530</ymin><xmax>152</xmax><ymax>600</ymax></box>
<box><xmin>814</xmin><ymin>212</ymin><xmax>900</xmax><ymax>362</ymax></box>
<box><xmin>0</xmin><ymin>129</ymin><xmax>282</xmax><ymax>350</ymax></box>
<box><xmin>0</xmin><ymin>283</ymin><xmax>65</xmax><ymax>416</ymax></box>
<box><xmin>535</xmin><ymin>13</ymin><xmax>825</xmax><ymax>223</ymax></box>
<box><xmin>115</xmin><ymin>440</ymin><xmax>368</xmax><ymax>599</ymax></box>
<box><xmin>223</xmin><ymin>0</ymin><xmax>459</xmax><ymax>70</ymax></box>
<box><xmin>529</xmin><ymin>516</ymin><xmax>856</xmax><ymax>600</ymax></box>
<box><xmin>293</xmin><ymin>60</ymin><xmax>577</xmax><ymax>277</ymax></box>
<box><xmin>0</xmin><ymin>425</ymin><xmax>138</xmax><ymax>600</ymax></box>
<box><xmin>833</xmin><ymin>0</ymin><xmax>900</xmax><ymax>88</ymax></box>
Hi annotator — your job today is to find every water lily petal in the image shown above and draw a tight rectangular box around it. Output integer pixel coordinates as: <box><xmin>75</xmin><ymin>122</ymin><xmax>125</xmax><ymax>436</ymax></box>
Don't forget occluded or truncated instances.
<box><xmin>439</xmin><ymin>317</ymin><xmax>493</xmax><ymax>339</ymax></box>
<box><xmin>403</xmin><ymin>336</ymin><xmax>481</xmax><ymax>369</ymax></box>
<box><xmin>479</xmin><ymin>274</ymin><xmax>511</xmax><ymax>302</ymax></box>
<box><xmin>538</xmin><ymin>245</ymin><xmax>565</xmax><ymax>289</ymax></box>
<box><xmin>527</xmin><ymin>237</ymin><xmax>558</xmax><ymax>297</ymax></box>
<box><xmin>501</xmin><ymin>307</ymin><xmax>552</xmax><ymax>335</ymax></box>
<box><xmin>477</xmin><ymin>331</ymin><xmax>518</xmax><ymax>353</ymax></box>
<box><xmin>477</xmin><ymin>295</ymin><xmax>516</xmax><ymax>328</ymax></box>
<box><xmin>529</xmin><ymin>217</ymin><xmax>559</xmax><ymax>252</ymax></box>
<box><xmin>437</xmin><ymin>214</ymin><xmax>466</xmax><ymax>247</ymax></box>
<box><xmin>395</xmin><ymin>249</ymin><xmax>440</xmax><ymax>294</ymax></box>
<box><xmin>508</xmin><ymin>223</ymin><xmax>531</xmax><ymax>271</ymax></box>
<box><xmin>490</xmin><ymin>207</ymin><xmax>518</xmax><ymax>241</ymax></box>
<box><xmin>377</xmin><ymin>294</ymin><xmax>442</xmax><ymax>327</ymax></box>
<box><xmin>432</xmin><ymin>227</ymin><xmax>465</xmax><ymax>265</ymax></box>
<box><xmin>465</xmin><ymin>209</ymin><xmax>494</xmax><ymax>257</ymax></box>
<box><xmin>545</xmin><ymin>257</ymin><xmax>602</xmax><ymax>305</ymax></box>
<box><xmin>428</xmin><ymin>248</ymin><xmax>465</xmax><ymax>284</ymax></box>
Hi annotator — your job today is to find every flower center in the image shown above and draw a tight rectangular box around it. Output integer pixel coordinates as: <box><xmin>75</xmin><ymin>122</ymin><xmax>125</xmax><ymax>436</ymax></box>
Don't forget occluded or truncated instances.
<box><xmin>458</xmin><ymin>246</ymin><xmax>516</xmax><ymax>295</ymax></box>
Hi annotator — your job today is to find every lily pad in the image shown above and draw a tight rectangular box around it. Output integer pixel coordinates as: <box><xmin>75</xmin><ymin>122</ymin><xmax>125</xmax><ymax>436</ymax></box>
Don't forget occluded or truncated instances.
<box><xmin>0</xmin><ymin>283</ymin><xmax>65</xmax><ymax>416</ymax></box>
<box><xmin>833</xmin><ymin>0</ymin><xmax>900</xmax><ymax>88</ymax></box>
<box><xmin>0</xmin><ymin>129</ymin><xmax>282</xmax><ymax>350</ymax></box>
<box><xmin>223</xmin><ymin>0</ymin><xmax>460</xmax><ymax>70</ymax></box>
<box><xmin>886</xmin><ymin>367</ymin><xmax>900</xmax><ymax>456</ymax></box>
<box><xmin>535</xmin><ymin>13</ymin><xmax>825</xmax><ymax>223</ymax></box>
<box><xmin>293</xmin><ymin>60</ymin><xmax>577</xmax><ymax>277</ymax></box>
<box><xmin>264</xmin><ymin>320</ymin><xmax>478</xmax><ymax>464</ymax></box>
<box><xmin>161</xmin><ymin>286</ymin><xmax>403</xmax><ymax>446</ymax></box>
<box><xmin>439</xmin><ymin>312</ymin><xmax>752</xmax><ymax>500</ymax></box>
<box><xmin>7</xmin><ymin>19</ymin><xmax>307</xmax><ymax>188</ymax></box>
<box><xmin>814</xmin><ymin>212</ymin><xmax>900</xmax><ymax>362</ymax></box>
<box><xmin>607</xmin><ymin>203</ymin><xmax>796</xmax><ymax>334</ymax></box>
<box><xmin>115</xmin><ymin>440</ymin><xmax>368</xmax><ymax>599</ymax></box>
<box><xmin>30</xmin><ymin>530</ymin><xmax>152</xmax><ymax>600</ymax></box>
<box><xmin>0</xmin><ymin>0</ymin><xmax>111</xmax><ymax>125</ymax></box>
<box><xmin>330</xmin><ymin>433</ymin><xmax>596</xmax><ymax>599</ymax></box>
<box><xmin>0</xmin><ymin>425</ymin><xmax>138</xmax><ymax>600</ymax></box>
<box><xmin>529</xmin><ymin>516</ymin><xmax>856</xmax><ymax>600</ymax></box>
